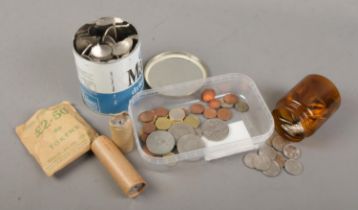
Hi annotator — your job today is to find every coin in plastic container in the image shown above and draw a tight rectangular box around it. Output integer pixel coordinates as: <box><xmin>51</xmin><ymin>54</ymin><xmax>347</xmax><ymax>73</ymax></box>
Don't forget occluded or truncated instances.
<box><xmin>177</xmin><ymin>134</ymin><xmax>205</xmax><ymax>153</ymax></box>
<box><xmin>203</xmin><ymin>108</ymin><xmax>217</xmax><ymax>119</ymax></box>
<box><xmin>223</xmin><ymin>93</ymin><xmax>239</xmax><ymax>104</ymax></box>
<box><xmin>169</xmin><ymin>108</ymin><xmax>186</xmax><ymax>121</ymax></box>
<box><xmin>208</xmin><ymin>99</ymin><xmax>221</xmax><ymax>109</ymax></box>
<box><xmin>144</xmin><ymin>52</ymin><xmax>208</xmax><ymax>96</ymax></box>
<box><xmin>202</xmin><ymin>119</ymin><xmax>229</xmax><ymax>141</ymax></box>
<box><xmin>168</xmin><ymin>123</ymin><xmax>195</xmax><ymax>141</ymax></box>
<box><xmin>190</xmin><ymin>103</ymin><xmax>205</xmax><ymax>114</ymax></box>
<box><xmin>234</xmin><ymin>100</ymin><xmax>249</xmax><ymax>112</ymax></box>
<box><xmin>155</xmin><ymin>117</ymin><xmax>172</xmax><ymax>130</ymax></box>
<box><xmin>201</xmin><ymin>89</ymin><xmax>216</xmax><ymax>102</ymax></box>
<box><xmin>152</xmin><ymin>107</ymin><xmax>169</xmax><ymax>117</ymax></box>
<box><xmin>217</xmin><ymin>108</ymin><xmax>233</xmax><ymax>121</ymax></box>
<box><xmin>138</xmin><ymin>110</ymin><xmax>155</xmax><ymax>123</ymax></box>
<box><xmin>146</xmin><ymin>131</ymin><xmax>175</xmax><ymax>155</ymax></box>
<box><xmin>183</xmin><ymin>114</ymin><xmax>201</xmax><ymax>128</ymax></box>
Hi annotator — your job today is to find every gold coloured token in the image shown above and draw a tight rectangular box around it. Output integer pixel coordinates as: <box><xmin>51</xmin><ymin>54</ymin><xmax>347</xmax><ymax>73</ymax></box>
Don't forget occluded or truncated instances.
<box><xmin>183</xmin><ymin>114</ymin><xmax>201</xmax><ymax>128</ymax></box>
<box><xmin>155</xmin><ymin>117</ymin><xmax>173</xmax><ymax>130</ymax></box>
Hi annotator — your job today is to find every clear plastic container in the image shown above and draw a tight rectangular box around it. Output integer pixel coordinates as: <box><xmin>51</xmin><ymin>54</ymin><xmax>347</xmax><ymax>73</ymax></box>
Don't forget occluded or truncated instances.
<box><xmin>128</xmin><ymin>73</ymin><xmax>274</xmax><ymax>169</ymax></box>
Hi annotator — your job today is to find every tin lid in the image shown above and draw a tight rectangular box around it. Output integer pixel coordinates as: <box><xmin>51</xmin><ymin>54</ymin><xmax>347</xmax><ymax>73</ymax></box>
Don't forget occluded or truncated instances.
<box><xmin>144</xmin><ymin>52</ymin><xmax>208</xmax><ymax>96</ymax></box>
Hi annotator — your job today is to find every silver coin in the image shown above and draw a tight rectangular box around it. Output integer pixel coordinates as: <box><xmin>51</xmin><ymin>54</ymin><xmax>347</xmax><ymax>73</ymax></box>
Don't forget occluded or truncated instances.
<box><xmin>169</xmin><ymin>108</ymin><xmax>186</xmax><ymax>121</ymax></box>
<box><xmin>283</xmin><ymin>144</ymin><xmax>301</xmax><ymax>160</ymax></box>
<box><xmin>146</xmin><ymin>131</ymin><xmax>175</xmax><ymax>155</ymax></box>
<box><xmin>258</xmin><ymin>144</ymin><xmax>277</xmax><ymax>160</ymax></box>
<box><xmin>201</xmin><ymin>119</ymin><xmax>229</xmax><ymax>141</ymax></box>
<box><xmin>177</xmin><ymin>134</ymin><xmax>205</xmax><ymax>153</ymax></box>
<box><xmin>284</xmin><ymin>159</ymin><xmax>304</xmax><ymax>176</ymax></box>
<box><xmin>219</xmin><ymin>98</ymin><xmax>233</xmax><ymax>108</ymax></box>
<box><xmin>90</xmin><ymin>44</ymin><xmax>112</xmax><ymax>60</ymax></box>
<box><xmin>242</xmin><ymin>152</ymin><xmax>258</xmax><ymax>169</ymax></box>
<box><xmin>195</xmin><ymin>128</ymin><xmax>202</xmax><ymax>136</ymax></box>
<box><xmin>168</xmin><ymin>123</ymin><xmax>195</xmax><ymax>141</ymax></box>
<box><xmin>253</xmin><ymin>154</ymin><xmax>272</xmax><ymax>171</ymax></box>
<box><xmin>262</xmin><ymin>161</ymin><xmax>281</xmax><ymax>177</ymax></box>
<box><xmin>234</xmin><ymin>100</ymin><xmax>249</xmax><ymax>112</ymax></box>
<box><xmin>272</xmin><ymin>134</ymin><xmax>289</xmax><ymax>152</ymax></box>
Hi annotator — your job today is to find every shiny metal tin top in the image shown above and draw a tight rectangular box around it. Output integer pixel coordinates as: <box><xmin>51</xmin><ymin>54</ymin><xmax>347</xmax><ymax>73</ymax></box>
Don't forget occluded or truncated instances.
<box><xmin>144</xmin><ymin>52</ymin><xmax>208</xmax><ymax>96</ymax></box>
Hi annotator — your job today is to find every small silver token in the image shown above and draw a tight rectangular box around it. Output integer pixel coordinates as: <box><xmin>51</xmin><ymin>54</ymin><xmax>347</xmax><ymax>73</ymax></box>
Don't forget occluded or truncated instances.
<box><xmin>284</xmin><ymin>159</ymin><xmax>304</xmax><ymax>176</ymax></box>
<box><xmin>262</xmin><ymin>161</ymin><xmax>281</xmax><ymax>177</ymax></box>
<box><xmin>202</xmin><ymin>119</ymin><xmax>229</xmax><ymax>141</ymax></box>
<box><xmin>195</xmin><ymin>128</ymin><xmax>202</xmax><ymax>136</ymax></box>
<box><xmin>272</xmin><ymin>134</ymin><xmax>289</xmax><ymax>152</ymax></box>
<box><xmin>258</xmin><ymin>144</ymin><xmax>277</xmax><ymax>160</ymax></box>
<box><xmin>169</xmin><ymin>108</ymin><xmax>186</xmax><ymax>121</ymax></box>
<box><xmin>90</xmin><ymin>44</ymin><xmax>112</xmax><ymax>60</ymax></box>
<box><xmin>234</xmin><ymin>100</ymin><xmax>249</xmax><ymax>112</ymax></box>
<box><xmin>146</xmin><ymin>131</ymin><xmax>175</xmax><ymax>155</ymax></box>
<box><xmin>243</xmin><ymin>152</ymin><xmax>258</xmax><ymax>169</ymax></box>
<box><xmin>219</xmin><ymin>98</ymin><xmax>233</xmax><ymax>108</ymax></box>
<box><xmin>253</xmin><ymin>154</ymin><xmax>272</xmax><ymax>171</ymax></box>
<box><xmin>168</xmin><ymin>123</ymin><xmax>195</xmax><ymax>141</ymax></box>
<box><xmin>177</xmin><ymin>134</ymin><xmax>205</xmax><ymax>154</ymax></box>
<box><xmin>283</xmin><ymin>144</ymin><xmax>301</xmax><ymax>159</ymax></box>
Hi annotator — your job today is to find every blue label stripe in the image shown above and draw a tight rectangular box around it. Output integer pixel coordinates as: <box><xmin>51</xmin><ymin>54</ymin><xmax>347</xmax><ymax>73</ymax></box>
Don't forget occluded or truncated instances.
<box><xmin>80</xmin><ymin>75</ymin><xmax>144</xmax><ymax>114</ymax></box>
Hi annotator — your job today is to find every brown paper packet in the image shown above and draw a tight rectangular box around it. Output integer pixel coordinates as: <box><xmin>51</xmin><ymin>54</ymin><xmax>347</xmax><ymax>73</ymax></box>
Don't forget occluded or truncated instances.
<box><xmin>16</xmin><ymin>101</ymin><xmax>98</xmax><ymax>176</ymax></box>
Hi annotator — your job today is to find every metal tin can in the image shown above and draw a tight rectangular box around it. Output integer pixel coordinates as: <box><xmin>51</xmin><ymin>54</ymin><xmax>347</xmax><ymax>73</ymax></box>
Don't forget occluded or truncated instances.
<box><xmin>72</xmin><ymin>17</ymin><xmax>144</xmax><ymax>115</ymax></box>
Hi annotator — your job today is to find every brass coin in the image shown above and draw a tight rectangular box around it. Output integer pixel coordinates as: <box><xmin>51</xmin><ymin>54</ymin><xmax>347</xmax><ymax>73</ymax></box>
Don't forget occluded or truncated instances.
<box><xmin>152</xmin><ymin>107</ymin><xmax>169</xmax><ymax>117</ymax></box>
<box><xmin>190</xmin><ymin>103</ymin><xmax>205</xmax><ymax>114</ymax></box>
<box><xmin>217</xmin><ymin>108</ymin><xmax>233</xmax><ymax>121</ymax></box>
<box><xmin>183</xmin><ymin>114</ymin><xmax>201</xmax><ymax>128</ymax></box>
<box><xmin>169</xmin><ymin>108</ymin><xmax>186</xmax><ymax>121</ymax></box>
<box><xmin>201</xmin><ymin>88</ymin><xmax>216</xmax><ymax>102</ymax></box>
<box><xmin>155</xmin><ymin>117</ymin><xmax>173</xmax><ymax>130</ymax></box>
<box><xmin>223</xmin><ymin>93</ymin><xmax>239</xmax><ymax>104</ymax></box>
<box><xmin>208</xmin><ymin>99</ymin><xmax>221</xmax><ymax>109</ymax></box>
<box><xmin>203</xmin><ymin>108</ymin><xmax>217</xmax><ymax>119</ymax></box>
<box><xmin>142</xmin><ymin>122</ymin><xmax>156</xmax><ymax>134</ymax></box>
<box><xmin>138</xmin><ymin>110</ymin><xmax>155</xmax><ymax>123</ymax></box>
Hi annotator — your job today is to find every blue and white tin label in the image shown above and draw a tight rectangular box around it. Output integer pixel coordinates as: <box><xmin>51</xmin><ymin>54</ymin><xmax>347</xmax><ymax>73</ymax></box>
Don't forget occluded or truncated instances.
<box><xmin>73</xmin><ymin>43</ymin><xmax>144</xmax><ymax>115</ymax></box>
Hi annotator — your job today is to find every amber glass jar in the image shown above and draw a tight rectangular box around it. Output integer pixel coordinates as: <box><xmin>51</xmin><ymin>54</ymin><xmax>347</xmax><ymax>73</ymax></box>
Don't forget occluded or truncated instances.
<box><xmin>272</xmin><ymin>74</ymin><xmax>341</xmax><ymax>142</ymax></box>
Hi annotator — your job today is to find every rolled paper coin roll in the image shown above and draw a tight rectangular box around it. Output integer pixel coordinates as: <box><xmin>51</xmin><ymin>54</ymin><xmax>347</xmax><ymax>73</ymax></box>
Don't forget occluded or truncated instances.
<box><xmin>91</xmin><ymin>136</ymin><xmax>146</xmax><ymax>198</ymax></box>
<box><xmin>109</xmin><ymin>112</ymin><xmax>134</xmax><ymax>153</ymax></box>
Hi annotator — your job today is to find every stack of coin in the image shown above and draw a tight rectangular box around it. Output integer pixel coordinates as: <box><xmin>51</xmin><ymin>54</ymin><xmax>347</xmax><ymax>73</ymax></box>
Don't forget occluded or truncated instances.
<box><xmin>242</xmin><ymin>132</ymin><xmax>304</xmax><ymax>176</ymax></box>
<box><xmin>74</xmin><ymin>17</ymin><xmax>138</xmax><ymax>62</ymax></box>
<box><xmin>136</xmin><ymin>89</ymin><xmax>250</xmax><ymax>159</ymax></box>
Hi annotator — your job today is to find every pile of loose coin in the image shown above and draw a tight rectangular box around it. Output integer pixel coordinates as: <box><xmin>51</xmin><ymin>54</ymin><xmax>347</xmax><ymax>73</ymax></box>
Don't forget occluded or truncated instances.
<box><xmin>74</xmin><ymin>17</ymin><xmax>138</xmax><ymax>62</ymax></box>
<box><xmin>137</xmin><ymin>88</ymin><xmax>250</xmax><ymax>158</ymax></box>
<box><xmin>242</xmin><ymin>132</ymin><xmax>304</xmax><ymax>176</ymax></box>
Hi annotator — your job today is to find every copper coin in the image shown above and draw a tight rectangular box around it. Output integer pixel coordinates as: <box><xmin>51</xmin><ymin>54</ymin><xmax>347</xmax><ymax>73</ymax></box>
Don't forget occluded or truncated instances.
<box><xmin>208</xmin><ymin>99</ymin><xmax>221</xmax><ymax>109</ymax></box>
<box><xmin>190</xmin><ymin>103</ymin><xmax>205</xmax><ymax>114</ymax></box>
<box><xmin>142</xmin><ymin>122</ymin><xmax>156</xmax><ymax>134</ymax></box>
<box><xmin>203</xmin><ymin>108</ymin><xmax>217</xmax><ymax>119</ymax></box>
<box><xmin>138</xmin><ymin>110</ymin><xmax>155</xmax><ymax>123</ymax></box>
<box><xmin>217</xmin><ymin>108</ymin><xmax>232</xmax><ymax>121</ymax></box>
<box><xmin>223</xmin><ymin>93</ymin><xmax>239</xmax><ymax>104</ymax></box>
<box><xmin>152</xmin><ymin>107</ymin><xmax>169</xmax><ymax>117</ymax></box>
<box><xmin>140</xmin><ymin>130</ymin><xmax>149</xmax><ymax>142</ymax></box>
<box><xmin>201</xmin><ymin>88</ymin><xmax>216</xmax><ymax>102</ymax></box>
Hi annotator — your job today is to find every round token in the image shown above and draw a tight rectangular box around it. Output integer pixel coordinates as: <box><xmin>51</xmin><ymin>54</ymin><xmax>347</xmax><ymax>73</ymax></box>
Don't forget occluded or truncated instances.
<box><xmin>155</xmin><ymin>117</ymin><xmax>172</xmax><ymax>130</ymax></box>
<box><xmin>253</xmin><ymin>154</ymin><xmax>272</xmax><ymax>171</ymax></box>
<box><xmin>283</xmin><ymin>144</ymin><xmax>301</xmax><ymax>160</ymax></box>
<box><xmin>183</xmin><ymin>114</ymin><xmax>201</xmax><ymax>128</ymax></box>
<box><xmin>195</xmin><ymin>128</ymin><xmax>202</xmax><ymax>136</ymax></box>
<box><xmin>169</xmin><ymin>108</ymin><xmax>186</xmax><ymax>121</ymax></box>
<box><xmin>146</xmin><ymin>131</ymin><xmax>175</xmax><ymax>155</ymax></box>
<box><xmin>138</xmin><ymin>110</ymin><xmax>155</xmax><ymax>123</ymax></box>
<box><xmin>168</xmin><ymin>123</ymin><xmax>195</xmax><ymax>141</ymax></box>
<box><xmin>262</xmin><ymin>161</ymin><xmax>281</xmax><ymax>177</ymax></box>
<box><xmin>201</xmin><ymin>88</ymin><xmax>216</xmax><ymax>102</ymax></box>
<box><xmin>258</xmin><ymin>144</ymin><xmax>277</xmax><ymax>160</ymax></box>
<box><xmin>190</xmin><ymin>103</ymin><xmax>205</xmax><ymax>114</ymax></box>
<box><xmin>177</xmin><ymin>134</ymin><xmax>205</xmax><ymax>153</ymax></box>
<box><xmin>202</xmin><ymin>119</ymin><xmax>229</xmax><ymax>141</ymax></box>
<box><xmin>220</xmin><ymin>98</ymin><xmax>233</xmax><ymax>108</ymax></box>
<box><xmin>272</xmin><ymin>134</ymin><xmax>290</xmax><ymax>152</ymax></box>
<box><xmin>243</xmin><ymin>152</ymin><xmax>258</xmax><ymax>169</ymax></box>
<box><xmin>208</xmin><ymin>99</ymin><xmax>221</xmax><ymax>109</ymax></box>
<box><xmin>284</xmin><ymin>159</ymin><xmax>304</xmax><ymax>176</ymax></box>
<box><xmin>152</xmin><ymin>107</ymin><xmax>169</xmax><ymax>117</ymax></box>
<box><xmin>223</xmin><ymin>93</ymin><xmax>239</xmax><ymax>104</ymax></box>
<box><xmin>234</xmin><ymin>100</ymin><xmax>249</xmax><ymax>112</ymax></box>
<box><xmin>275</xmin><ymin>153</ymin><xmax>286</xmax><ymax>168</ymax></box>
<box><xmin>203</xmin><ymin>108</ymin><xmax>217</xmax><ymax>119</ymax></box>
<box><xmin>142</xmin><ymin>122</ymin><xmax>156</xmax><ymax>134</ymax></box>
<box><xmin>217</xmin><ymin>108</ymin><xmax>233</xmax><ymax>121</ymax></box>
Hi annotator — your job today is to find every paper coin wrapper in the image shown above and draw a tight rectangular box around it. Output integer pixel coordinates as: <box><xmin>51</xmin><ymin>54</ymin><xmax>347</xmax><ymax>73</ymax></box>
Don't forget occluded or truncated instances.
<box><xmin>109</xmin><ymin>112</ymin><xmax>134</xmax><ymax>153</ymax></box>
<box><xmin>16</xmin><ymin>101</ymin><xmax>146</xmax><ymax>198</ymax></box>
